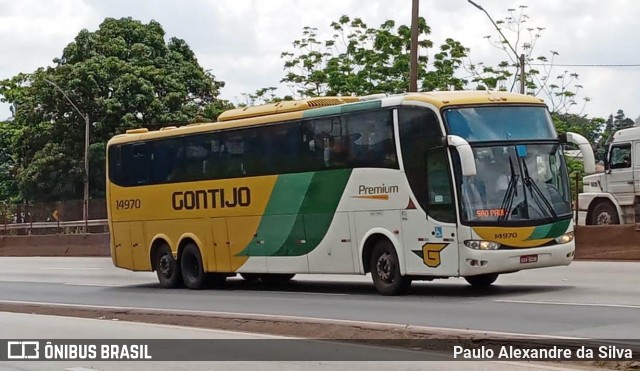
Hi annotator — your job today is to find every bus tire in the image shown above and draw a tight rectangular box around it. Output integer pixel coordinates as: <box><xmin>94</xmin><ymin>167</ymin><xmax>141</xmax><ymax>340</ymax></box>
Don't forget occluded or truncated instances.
<box><xmin>589</xmin><ymin>201</ymin><xmax>619</xmax><ymax>225</ymax></box>
<box><xmin>260</xmin><ymin>273</ymin><xmax>295</xmax><ymax>284</ymax></box>
<box><xmin>180</xmin><ymin>243</ymin><xmax>206</xmax><ymax>290</ymax></box>
<box><xmin>370</xmin><ymin>240</ymin><xmax>411</xmax><ymax>295</ymax></box>
<box><xmin>154</xmin><ymin>244</ymin><xmax>182</xmax><ymax>288</ymax></box>
<box><xmin>465</xmin><ymin>273</ymin><xmax>499</xmax><ymax>287</ymax></box>
<box><xmin>240</xmin><ymin>273</ymin><xmax>260</xmax><ymax>282</ymax></box>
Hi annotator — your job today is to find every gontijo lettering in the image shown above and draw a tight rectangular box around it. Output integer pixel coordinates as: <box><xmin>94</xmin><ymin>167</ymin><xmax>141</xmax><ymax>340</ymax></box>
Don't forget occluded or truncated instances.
<box><xmin>172</xmin><ymin>187</ymin><xmax>251</xmax><ymax>210</ymax></box>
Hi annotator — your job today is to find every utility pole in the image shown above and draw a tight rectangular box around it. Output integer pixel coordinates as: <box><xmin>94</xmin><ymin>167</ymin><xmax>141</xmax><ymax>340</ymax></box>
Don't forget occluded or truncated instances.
<box><xmin>409</xmin><ymin>0</ymin><xmax>419</xmax><ymax>92</ymax></box>
<box><xmin>468</xmin><ymin>0</ymin><xmax>526</xmax><ymax>94</ymax></box>
<box><xmin>44</xmin><ymin>79</ymin><xmax>90</xmax><ymax>231</ymax></box>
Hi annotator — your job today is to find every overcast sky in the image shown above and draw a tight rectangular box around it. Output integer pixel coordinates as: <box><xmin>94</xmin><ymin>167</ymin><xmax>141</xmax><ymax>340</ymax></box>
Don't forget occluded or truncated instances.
<box><xmin>1</xmin><ymin>0</ymin><xmax>639</xmax><ymax>122</ymax></box>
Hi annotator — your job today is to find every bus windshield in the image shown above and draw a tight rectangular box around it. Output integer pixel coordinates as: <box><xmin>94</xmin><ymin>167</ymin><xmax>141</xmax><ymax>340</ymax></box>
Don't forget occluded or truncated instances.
<box><xmin>457</xmin><ymin>144</ymin><xmax>572</xmax><ymax>224</ymax></box>
<box><xmin>444</xmin><ymin>106</ymin><xmax>556</xmax><ymax>142</ymax></box>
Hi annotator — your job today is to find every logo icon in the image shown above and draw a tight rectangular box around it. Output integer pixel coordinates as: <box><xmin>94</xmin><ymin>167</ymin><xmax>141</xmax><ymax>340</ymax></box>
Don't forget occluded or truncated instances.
<box><xmin>434</xmin><ymin>226</ymin><xmax>443</xmax><ymax>238</ymax></box>
<box><xmin>7</xmin><ymin>341</ymin><xmax>40</xmax><ymax>359</ymax></box>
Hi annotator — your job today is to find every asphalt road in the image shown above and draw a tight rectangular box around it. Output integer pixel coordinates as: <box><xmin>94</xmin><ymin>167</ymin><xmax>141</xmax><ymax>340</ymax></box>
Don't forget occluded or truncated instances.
<box><xmin>0</xmin><ymin>257</ymin><xmax>638</xmax><ymax>338</ymax></box>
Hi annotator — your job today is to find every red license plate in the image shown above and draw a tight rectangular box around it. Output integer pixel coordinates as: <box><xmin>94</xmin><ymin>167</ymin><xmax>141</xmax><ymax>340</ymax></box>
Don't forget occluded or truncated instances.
<box><xmin>520</xmin><ymin>254</ymin><xmax>538</xmax><ymax>264</ymax></box>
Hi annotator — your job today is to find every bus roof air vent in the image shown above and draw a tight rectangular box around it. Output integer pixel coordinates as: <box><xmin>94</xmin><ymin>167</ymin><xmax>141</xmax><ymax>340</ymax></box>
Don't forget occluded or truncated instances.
<box><xmin>216</xmin><ymin>96</ymin><xmax>360</xmax><ymax>122</ymax></box>
<box><xmin>125</xmin><ymin>128</ymin><xmax>149</xmax><ymax>134</ymax></box>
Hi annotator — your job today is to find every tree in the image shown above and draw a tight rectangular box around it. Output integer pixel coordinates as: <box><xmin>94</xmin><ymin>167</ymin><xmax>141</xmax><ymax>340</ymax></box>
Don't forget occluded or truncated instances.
<box><xmin>0</xmin><ymin>120</ymin><xmax>21</xmax><ymax>202</ymax></box>
<box><xmin>467</xmin><ymin>5</ymin><xmax>589</xmax><ymax>114</ymax></box>
<box><xmin>552</xmin><ymin>113</ymin><xmax>604</xmax><ymax>194</ymax></box>
<box><xmin>0</xmin><ymin>17</ymin><xmax>226</xmax><ymax>202</ymax></box>
<box><xmin>280</xmin><ymin>15</ymin><xmax>469</xmax><ymax>97</ymax></box>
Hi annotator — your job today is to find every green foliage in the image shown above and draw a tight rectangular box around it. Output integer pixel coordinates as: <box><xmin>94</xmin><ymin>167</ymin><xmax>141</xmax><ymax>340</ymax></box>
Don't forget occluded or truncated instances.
<box><xmin>566</xmin><ymin>156</ymin><xmax>585</xmax><ymax>198</ymax></box>
<box><xmin>280</xmin><ymin>15</ymin><xmax>468</xmax><ymax>97</ymax></box>
<box><xmin>0</xmin><ymin>120</ymin><xmax>21</xmax><ymax>202</ymax></box>
<box><xmin>0</xmin><ymin>17</ymin><xmax>226</xmax><ymax>202</ymax></box>
<box><xmin>593</xmin><ymin>110</ymin><xmax>635</xmax><ymax>161</ymax></box>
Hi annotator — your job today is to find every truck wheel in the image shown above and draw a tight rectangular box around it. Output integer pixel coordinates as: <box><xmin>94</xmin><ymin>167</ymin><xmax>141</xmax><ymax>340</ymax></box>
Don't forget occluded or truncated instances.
<box><xmin>370</xmin><ymin>239</ymin><xmax>411</xmax><ymax>295</ymax></box>
<box><xmin>181</xmin><ymin>243</ymin><xmax>206</xmax><ymax>290</ymax></box>
<box><xmin>154</xmin><ymin>244</ymin><xmax>182</xmax><ymax>288</ymax></box>
<box><xmin>590</xmin><ymin>201</ymin><xmax>619</xmax><ymax>225</ymax></box>
<box><xmin>465</xmin><ymin>273</ymin><xmax>499</xmax><ymax>287</ymax></box>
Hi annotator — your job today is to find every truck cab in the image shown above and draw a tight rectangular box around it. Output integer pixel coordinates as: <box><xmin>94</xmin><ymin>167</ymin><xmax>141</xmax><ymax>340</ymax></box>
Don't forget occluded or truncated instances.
<box><xmin>579</xmin><ymin>127</ymin><xmax>640</xmax><ymax>225</ymax></box>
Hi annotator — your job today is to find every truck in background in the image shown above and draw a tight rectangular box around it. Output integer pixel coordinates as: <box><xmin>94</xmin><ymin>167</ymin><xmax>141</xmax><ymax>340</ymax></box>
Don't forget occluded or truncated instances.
<box><xmin>579</xmin><ymin>126</ymin><xmax>640</xmax><ymax>225</ymax></box>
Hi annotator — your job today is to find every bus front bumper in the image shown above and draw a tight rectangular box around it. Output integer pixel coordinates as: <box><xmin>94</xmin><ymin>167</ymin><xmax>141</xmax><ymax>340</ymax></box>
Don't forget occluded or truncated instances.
<box><xmin>459</xmin><ymin>242</ymin><xmax>575</xmax><ymax>277</ymax></box>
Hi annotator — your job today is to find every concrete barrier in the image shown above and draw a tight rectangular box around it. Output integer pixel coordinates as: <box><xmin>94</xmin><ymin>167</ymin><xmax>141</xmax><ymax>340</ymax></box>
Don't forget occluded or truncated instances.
<box><xmin>0</xmin><ymin>227</ymin><xmax>638</xmax><ymax>261</ymax></box>
<box><xmin>574</xmin><ymin>225</ymin><xmax>640</xmax><ymax>261</ymax></box>
<box><xmin>0</xmin><ymin>233</ymin><xmax>110</xmax><ymax>257</ymax></box>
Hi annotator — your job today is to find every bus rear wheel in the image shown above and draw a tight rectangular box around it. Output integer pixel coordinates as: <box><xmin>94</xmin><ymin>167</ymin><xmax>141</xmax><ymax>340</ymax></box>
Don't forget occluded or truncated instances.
<box><xmin>259</xmin><ymin>273</ymin><xmax>295</xmax><ymax>284</ymax></box>
<box><xmin>181</xmin><ymin>243</ymin><xmax>206</xmax><ymax>290</ymax></box>
<box><xmin>370</xmin><ymin>240</ymin><xmax>411</xmax><ymax>295</ymax></box>
<box><xmin>465</xmin><ymin>273</ymin><xmax>499</xmax><ymax>287</ymax></box>
<box><xmin>154</xmin><ymin>244</ymin><xmax>182</xmax><ymax>288</ymax></box>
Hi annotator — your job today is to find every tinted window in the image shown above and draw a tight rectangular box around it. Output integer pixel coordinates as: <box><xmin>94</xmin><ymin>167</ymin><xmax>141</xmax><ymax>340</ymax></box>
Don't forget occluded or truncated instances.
<box><xmin>444</xmin><ymin>106</ymin><xmax>556</xmax><ymax>142</ymax></box>
<box><xmin>426</xmin><ymin>148</ymin><xmax>456</xmax><ymax>223</ymax></box>
<box><xmin>610</xmin><ymin>143</ymin><xmax>632</xmax><ymax>169</ymax></box>
<box><xmin>108</xmin><ymin>109</ymin><xmax>398</xmax><ymax>187</ymax></box>
<box><xmin>301</xmin><ymin>110</ymin><xmax>398</xmax><ymax>170</ymax></box>
<box><xmin>399</xmin><ymin>107</ymin><xmax>443</xmax><ymax>213</ymax></box>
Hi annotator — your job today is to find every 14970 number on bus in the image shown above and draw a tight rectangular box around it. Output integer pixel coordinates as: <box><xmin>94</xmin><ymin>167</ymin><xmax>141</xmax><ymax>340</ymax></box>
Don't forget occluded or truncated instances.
<box><xmin>115</xmin><ymin>199</ymin><xmax>141</xmax><ymax>210</ymax></box>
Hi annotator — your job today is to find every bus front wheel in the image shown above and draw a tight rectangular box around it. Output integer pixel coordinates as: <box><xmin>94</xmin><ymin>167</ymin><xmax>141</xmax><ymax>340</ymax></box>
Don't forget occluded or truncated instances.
<box><xmin>154</xmin><ymin>244</ymin><xmax>182</xmax><ymax>288</ymax></box>
<box><xmin>465</xmin><ymin>273</ymin><xmax>499</xmax><ymax>287</ymax></box>
<box><xmin>370</xmin><ymin>240</ymin><xmax>411</xmax><ymax>295</ymax></box>
<box><xmin>181</xmin><ymin>243</ymin><xmax>206</xmax><ymax>290</ymax></box>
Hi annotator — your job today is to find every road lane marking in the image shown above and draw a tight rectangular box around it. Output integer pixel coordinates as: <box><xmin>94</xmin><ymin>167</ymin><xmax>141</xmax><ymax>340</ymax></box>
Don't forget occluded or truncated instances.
<box><xmin>495</xmin><ymin>299</ymin><xmax>640</xmax><ymax>309</ymax></box>
<box><xmin>41</xmin><ymin>267</ymin><xmax>103</xmax><ymax>270</ymax></box>
<box><xmin>64</xmin><ymin>283</ymin><xmax>120</xmax><ymax>287</ymax></box>
<box><xmin>66</xmin><ymin>368</ymin><xmax>97</xmax><ymax>371</ymax></box>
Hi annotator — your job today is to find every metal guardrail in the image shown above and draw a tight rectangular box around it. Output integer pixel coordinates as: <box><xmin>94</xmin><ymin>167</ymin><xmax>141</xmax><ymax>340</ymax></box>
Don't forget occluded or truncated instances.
<box><xmin>2</xmin><ymin>219</ymin><xmax>108</xmax><ymax>232</ymax></box>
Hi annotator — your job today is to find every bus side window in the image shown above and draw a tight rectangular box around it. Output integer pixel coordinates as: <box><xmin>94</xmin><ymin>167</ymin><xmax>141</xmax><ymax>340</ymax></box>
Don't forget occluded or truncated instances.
<box><xmin>130</xmin><ymin>143</ymin><xmax>151</xmax><ymax>185</ymax></box>
<box><xmin>344</xmin><ymin>110</ymin><xmax>397</xmax><ymax>168</ymax></box>
<box><xmin>425</xmin><ymin>148</ymin><xmax>456</xmax><ymax>223</ymax></box>
<box><xmin>153</xmin><ymin>138</ymin><xmax>183</xmax><ymax>183</ymax></box>
<box><xmin>203</xmin><ymin>135</ymin><xmax>225</xmax><ymax>179</ymax></box>
<box><xmin>224</xmin><ymin>132</ymin><xmax>246</xmax><ymax>177</ymax></box>
<box><xmin>108</xmin><ymin>145</ymin><xmax>123</xmax><ymax>185</ymax></box>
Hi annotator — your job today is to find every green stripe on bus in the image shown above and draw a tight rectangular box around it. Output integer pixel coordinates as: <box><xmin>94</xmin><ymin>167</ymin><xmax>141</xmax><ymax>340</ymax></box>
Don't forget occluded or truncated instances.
<box><xmin>302</xmin><ymin>100</ymin><xmax>382</xmax><ymax>118</ymax></box>
<box><xmin>527</xmin><ymin>219</ymin><xmax>571</xmax><ymax>240</ymax></box>
<box><xmin>282</xmin><ymin>169</ymin><xmax>352</xmax><ymax>256</ymax></box>
<box><xmin>239</xmin><ymin>169</ymin><xmax>352</xmax><ymax>257</ymax></box>
<box><xmin>239</xmin><ymin>173</ymin><xmax>313</xmax><ymax>256</ymax></box>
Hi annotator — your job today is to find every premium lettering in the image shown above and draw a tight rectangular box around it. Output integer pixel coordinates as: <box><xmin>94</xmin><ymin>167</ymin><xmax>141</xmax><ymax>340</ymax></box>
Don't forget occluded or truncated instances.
<box><xmin>358</xmin><ymin>184</ymin><xmax>399</xmax><ymax>195</ymax></box>
<box><xmin>172</xmin><ymin>187</ymin><xmax>251</xmax><ymax>210</ymax></box>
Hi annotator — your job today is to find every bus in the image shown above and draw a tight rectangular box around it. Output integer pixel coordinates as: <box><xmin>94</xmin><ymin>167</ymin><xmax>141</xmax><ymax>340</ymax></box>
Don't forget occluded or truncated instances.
<box><xmin>106</xmin><ymin>91</ymin><xmax>596</xmax><ymax>295</ymax></box>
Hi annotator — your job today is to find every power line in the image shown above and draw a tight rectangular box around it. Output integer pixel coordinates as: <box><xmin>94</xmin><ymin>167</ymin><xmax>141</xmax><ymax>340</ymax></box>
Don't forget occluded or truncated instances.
<box><xmin>529</xmin><ymin>63</ymin><xmax>640</xmax><ymax>67</ymax></box>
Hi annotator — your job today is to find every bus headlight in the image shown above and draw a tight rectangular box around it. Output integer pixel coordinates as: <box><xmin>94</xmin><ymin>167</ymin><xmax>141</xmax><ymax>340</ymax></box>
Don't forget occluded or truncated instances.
<box><xmin>555</xmin><ymin>232</ymin><xmax>574</xmax><ymax>244</ymax></box>
<box><xmin>464</xmin><ymin>240</ymin><xmax>501</xmax><ymax>250</ymax></box>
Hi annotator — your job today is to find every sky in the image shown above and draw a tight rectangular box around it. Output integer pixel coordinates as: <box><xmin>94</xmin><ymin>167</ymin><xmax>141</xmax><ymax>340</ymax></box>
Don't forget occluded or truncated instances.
<box><xmin>1</xmin><ymin>0</ymin><xmax>639</xmax><ymax>122</ymax></box>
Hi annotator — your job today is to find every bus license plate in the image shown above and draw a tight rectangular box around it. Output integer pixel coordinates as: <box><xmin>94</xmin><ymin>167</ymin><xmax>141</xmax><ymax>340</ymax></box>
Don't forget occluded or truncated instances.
<box><xmin>520</xmin><ymin>255</ymin><xmax>538</xmax><ymax>264</ymax></box>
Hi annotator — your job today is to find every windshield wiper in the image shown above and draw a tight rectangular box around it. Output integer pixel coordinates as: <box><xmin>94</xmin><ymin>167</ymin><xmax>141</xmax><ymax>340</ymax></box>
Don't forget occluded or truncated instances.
<box><xmin>520</xmin><ymin>158</ymin><xmax>558</xmax><ymax>219</ymax></box>
<box><xmin>498</xmin><ymin>157</ymin><xmax>519</xmax><ymax>222</ymax></box>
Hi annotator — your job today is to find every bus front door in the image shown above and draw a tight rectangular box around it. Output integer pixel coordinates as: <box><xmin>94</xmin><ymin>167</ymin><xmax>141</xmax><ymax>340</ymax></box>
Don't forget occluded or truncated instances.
<box><xmin>401</xmin><ymin>210</ymin><xmax>459</xmax><ymax>277</ymax></box>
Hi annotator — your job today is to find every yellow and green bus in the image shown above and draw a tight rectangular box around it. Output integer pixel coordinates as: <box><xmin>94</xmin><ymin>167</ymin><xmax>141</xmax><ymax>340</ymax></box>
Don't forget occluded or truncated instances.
<box><xmin>106</xmin><ymin>91</ymin><xmax>595</xmax><ymax>295</ymax></box>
